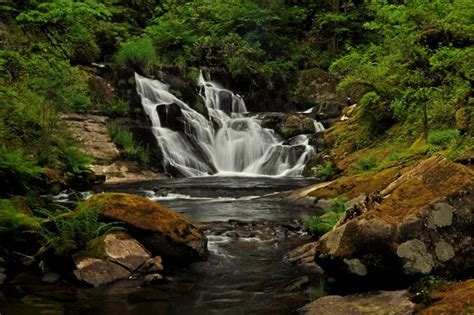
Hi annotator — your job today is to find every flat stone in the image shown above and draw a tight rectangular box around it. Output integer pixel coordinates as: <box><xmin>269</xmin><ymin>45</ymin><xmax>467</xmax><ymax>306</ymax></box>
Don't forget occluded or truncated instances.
<box><xmin>102</xmin><ymin>233</ymin><xmax>151</xmax><ymax>271</ymax></box>
<box><xmin>298</xmin><ymin>290</ymin><xmax>415</xmax><ymax>315</ymax></box>
<box><xmin>73</xmin><ymin>258</ymin><xmax>130</xmax><ymax>287</ymax></box>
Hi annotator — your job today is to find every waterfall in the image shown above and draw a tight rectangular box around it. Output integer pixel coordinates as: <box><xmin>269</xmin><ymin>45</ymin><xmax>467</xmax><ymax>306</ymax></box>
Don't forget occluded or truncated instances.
<box><xmin>135</xmin><ymin>72</ymin><xmax>324</xmax><ymax>177</ymax></box>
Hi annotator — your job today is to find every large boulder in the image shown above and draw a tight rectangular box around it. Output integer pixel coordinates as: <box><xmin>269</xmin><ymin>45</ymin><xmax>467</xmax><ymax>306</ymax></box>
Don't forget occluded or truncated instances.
<box><xmin>281</xmin><ymin>114</ymin><xmax>316</xmax><ymax>138</ymax></box>
<box><xmin>308</xmin><ymin>157</ymin><xmax>473</xmax><ymax>281</ymax></box>
<box><xmin>298</xmin><ymin>290</ymin><xmax>415</xmax><ymax>315</ymax></box>
<box><xmin>85</xmin><ymin>193</ymin><xmax>208</xmax><ymax>263</ymax></box>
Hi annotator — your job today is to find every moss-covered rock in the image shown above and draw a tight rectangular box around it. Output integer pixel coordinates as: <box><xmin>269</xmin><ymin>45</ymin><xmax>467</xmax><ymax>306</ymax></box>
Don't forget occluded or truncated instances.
<box><xmin>85</xmin><ymin>193</ymin><xmax>208</xmax><ymax>263</ymax></box>
<box><xmin>298</xmin><ymin>290</ymin><xmax>415</xmax><ymax>315</ymax></box>
<box><xmin>308</xmin><ymin>157</ymin><xmax>473</xmax><ymax>281</ymax></box>
<box><xmin>420</xmin><ymin>279</ymin><xmax>474</xmax><ymax>314</ymax></box>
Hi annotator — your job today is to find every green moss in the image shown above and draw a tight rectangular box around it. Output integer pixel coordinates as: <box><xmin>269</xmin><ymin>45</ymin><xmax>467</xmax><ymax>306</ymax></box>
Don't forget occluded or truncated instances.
<box><xmin>304</xmin><ymin>198</ymin><xmax>346</xmax><ymax>235</ymax></box>
<box><xmin>281</xmin><ymin>127</ymin><xmax>297</xmax><ymax>138</ymax></box>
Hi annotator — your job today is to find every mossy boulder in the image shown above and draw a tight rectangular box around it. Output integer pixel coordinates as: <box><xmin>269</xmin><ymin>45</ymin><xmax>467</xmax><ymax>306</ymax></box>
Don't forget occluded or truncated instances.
<box><xmin>309</xmin><ymin>157</ymin><xmax>473</xmax><ymax>281</ymax></box>
<box><xmin>281</xmin><ymin>114</ymin><xmax>316</xmax><ymax>138</ymax></box>
<box><xmin>85</xmin><ymin>193</ymin><xmax>208</xmax><ymax>263</ymax></box>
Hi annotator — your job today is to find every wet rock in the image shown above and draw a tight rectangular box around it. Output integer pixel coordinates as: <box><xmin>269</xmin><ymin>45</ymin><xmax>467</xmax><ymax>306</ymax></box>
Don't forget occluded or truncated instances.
<box><xmin>137</xmin><ymin>256</ymin><xmax>164</xmax><ymax>275</ymax></box>
<box><xmin>306</xmin><ymin>157</ymin><xmax>473</xmax><ymax>280</ymax></box>
<box><xmin>286</xmin><ymin>276</ymin><xmax>310</xmax><ymax>292</ymax></box>
<box><xmin>298</xmin><ymin>290</ymin><xmax>415</xmax><ymax>315</ymax></box>
<box><xmin>73</xmin><ymin>258</ymin><xmax>131</xmax><ymax>287</ymax></box>
<box><xmin>143</xmin><ymin>273</ymin><xmax>164</xmax><ymax>285</ymax></box>
<box><xmin>281</xmin><ymin>114</ymin><xmax>316</xmax><ymax>138</ymax></box>
<box><xmin>85</xmin><ymin>193</ymin><xmax>208</xmax><ymax>263</ymax></box>
<box><xmin>156</xmin><ymin>103</ymin><xmax>186</xmax><ymax>132</ymax></box>
<box><xmin>225</xmin><ymin>231</ymin><xmax>240</xmax><ymax>239</ymax></box>
<box><xmin>42</xmin><ymin>272</ymin><xmax>60</xmax><ymax>284</ymax></box>
<box><xmin>285</xmin><ymin>242</ymin><xmax>324</xmax><ymax>273</ymax></box>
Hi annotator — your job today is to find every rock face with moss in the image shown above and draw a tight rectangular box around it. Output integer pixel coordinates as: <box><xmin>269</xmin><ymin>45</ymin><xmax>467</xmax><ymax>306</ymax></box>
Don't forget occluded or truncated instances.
<box><xmin>420</xmin><ymin>279</ymin><xmax>474</xmax><ymax>314</ymax></box>
<box><xmin>85</xmin><ymin>193</ymin><xmax>208</xmax><ymax>263</ymax></box>
<box><xmin>305</xmin><ymin>157</ymin><xmax>473</xmax><ymax>280</ymax></box>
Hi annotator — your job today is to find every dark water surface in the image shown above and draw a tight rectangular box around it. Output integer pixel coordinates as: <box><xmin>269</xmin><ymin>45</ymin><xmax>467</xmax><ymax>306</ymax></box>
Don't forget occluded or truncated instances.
<box><xmin>1</xmin><ymin>176</ymin><xmax>324</xmax><ymax>315</ymax></box>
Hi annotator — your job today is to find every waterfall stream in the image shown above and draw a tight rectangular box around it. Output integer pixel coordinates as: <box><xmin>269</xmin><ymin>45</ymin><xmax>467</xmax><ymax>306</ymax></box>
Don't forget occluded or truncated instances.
<box><xmin>135</xmin><ymin>72</ymin><xmax>324</xmax><ymax>177</ymax></box>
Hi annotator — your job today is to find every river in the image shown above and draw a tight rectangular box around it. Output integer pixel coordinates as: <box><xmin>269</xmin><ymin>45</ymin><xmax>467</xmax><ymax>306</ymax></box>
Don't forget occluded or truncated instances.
<box><xmin>1</xmin><ymin>176</ymin><xmax>327</xmax><ymax>314</ymax></box>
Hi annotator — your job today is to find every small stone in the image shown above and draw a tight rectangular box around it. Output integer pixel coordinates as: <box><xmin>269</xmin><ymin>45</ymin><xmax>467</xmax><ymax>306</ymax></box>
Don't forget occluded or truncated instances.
<box><xmin>225</xmin><ymin>231</ymin><xmax>240</xmax><ymax>239</ymax></box>
<box><xmin>343</xmin><ymin>258</ymin><xmax>367</xmax><ymax>276</ymax></box>
<box><xmin>42</xmin><ymin>272</ymin><xmax>60</xmax><ymax>284</ymax></box>
<box><xmin>0</xmin><ymin>257</ymin><xmax>6</xmax><ymax>267</ymax></box>
<box><xmin>143</xmin><ymin>273</ymin><xmax>164</xmax><ymax>285</ymax></box>
<box><xmin>0</xmin><ymin>273</ymin><xmax>6</xmax><ymax>285</ymax></box>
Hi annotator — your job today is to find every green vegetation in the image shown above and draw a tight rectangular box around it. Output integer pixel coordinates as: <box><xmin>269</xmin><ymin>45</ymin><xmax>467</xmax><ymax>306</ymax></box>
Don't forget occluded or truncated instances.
<box><xmin>308</xmin><ymin>280</ymin><xmax>328</xmax><ymax>301</ymax></box>
<box><xmin>354</xmin><ymin>155</ymin><xmax>378</xmax><ymax>173</ymax></box>
<box><xmin>115</xmin><ymin>37</ymin><xmax>159</xmax><ymax>68</ymax></box>
<box><xmin>39</xmin><ymin>204</ymin><xmax>124</xmax><ymax>256</ymax></box>
<box><xmin>107</xmin><ymin>123</ymin><xmax>150</xmax><ymax>164</ymax></box>
<box><xmin>305</xmin><ymin>198</ymin><xmax>346</xmax><ymax>235</ymax></box>
<box><xmin>0</xmin><ymin>198</ymin><xmax>40</xmax><ymax>235</ymax></box>
<box><xmin>311</xmin><ymin>163</ymin><xmax>337</xmax><ymax>180</ymax></box>
<box><xmin>410</xmin><ymin>276</ymin><xmax>452</xmax><ymax>305</ymax></box>
<box><xmin>428</xmin><ymin>129</ymin><xmax>460</xmax><ymax>147</ymax></box>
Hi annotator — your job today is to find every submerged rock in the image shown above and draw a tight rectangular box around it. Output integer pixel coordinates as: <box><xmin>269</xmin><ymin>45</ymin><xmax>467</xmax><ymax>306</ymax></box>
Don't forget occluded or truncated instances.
<box><xmin>306</xmin><ymin>157</ymin><xmax>473</xmax><ymax>280</ymax></box>
<box><xmin>298</xmin><ymin>290</ymin><xmax>415</xmax><ymax>315</ymax></box>
<box><xmin>85</xmin><ymin>193</ymin><xmax>208</xmax><ymax>263</ymax></box>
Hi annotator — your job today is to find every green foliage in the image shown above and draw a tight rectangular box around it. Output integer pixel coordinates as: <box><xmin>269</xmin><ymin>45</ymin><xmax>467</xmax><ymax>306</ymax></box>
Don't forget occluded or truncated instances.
<box><xmin>115</xmin><ymin>36</ymin><xmax>158</xmax><ymax>67</ymax></box>
<box><xmin>0</xmin><ymin>147</ymin><xmax>43</xmax><ymax>196</ymax></box>
<box><xmin>428</xmin><ymin>129</ymin><xmax>460</xmax><ymax>147</ymax></box>
<box><xmin>107</xmin><ymin>123</ymin><xmax>150</xmax><ymax>164</ymax></box>
<box><xmin>58</xmin><ymin>144</ymin><xmax>92</xmax><ymax>181</ymax></box>
<box><xmin>354</xmin><ymin>155</ymin><xmax>378</xmax><ymax>173</ymax></box>
<box><xmin>311</xmin><ymin>164</ymin><xmax>337</xmax><ymax>180</ymax></box>
<box><xmin>281</xmin><ymin>127</ymin><xmax>296</xmax><ymax>138</ymax></box>
<box><xmin>0</xmin><ymin>198</ymin><xmax>40</xmax><ymax>235</ymax></box>
<box><xmin>39</xmin><ymin>204</ymin><xmax>124</xmax><ymax>256</ymax></box>
<box><xmin>104</xmin><ymin>99</ymin><xmax>130</xmax><ymax>118</ymax></box>
<box><xmin>305</xmin><ymin>198</ymin><xmax>346</xmax><ymax>235</ymax></box>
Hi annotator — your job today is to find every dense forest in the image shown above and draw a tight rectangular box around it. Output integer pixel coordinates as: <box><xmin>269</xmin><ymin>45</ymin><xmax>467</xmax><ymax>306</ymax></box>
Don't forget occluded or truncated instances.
<box><xmin>0</xmin><ymin>0</ymin><xmax>473</xmax><ymax>313</ymax></box>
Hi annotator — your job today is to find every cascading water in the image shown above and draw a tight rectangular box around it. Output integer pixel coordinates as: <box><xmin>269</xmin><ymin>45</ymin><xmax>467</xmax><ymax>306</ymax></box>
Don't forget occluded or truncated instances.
<box><xmin>135</xmin><ymin>72</ymin><xmax>325</xmax><ymax>177</ymax></box>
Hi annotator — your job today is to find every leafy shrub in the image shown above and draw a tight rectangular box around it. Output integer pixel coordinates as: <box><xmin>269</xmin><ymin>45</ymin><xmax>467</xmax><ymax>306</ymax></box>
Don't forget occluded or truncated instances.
<box><xmin>359</xmin><ymin>92</ymin><xmax>394</xmax><ymax>135</ymax></box>
<box><xmin>107</xmin><ymin>123</ymin><xmax>150</xmax><ymax>164</ymax></box>
<box><xmin>354</xmin><ymin>155</ymin><xmax>378</xmax><ymax>173</ymax></box>
<box><xmin>311</xmin><ymin>164</ymin><xmax>337</xmax><ymax>180</ymax></box>
<box><xmin>0</xmin><ymin>147</ymin><xmax>42</xmax><ymax>196</ymax></box>
<box><xmin>0</xmin><ymin>198</ymin><xmax>40</xmax><ymax>235</ymax></box>
<box><xmin>58</xmin><ymin>144</ymin><xmax>93</xmax><ymax>182</ymax></box>
<box><xmin>104</xmin><ymin>99</ymin><xmax>130</xmax><ymax>117</ymax></box>
<box><xmin>428</xmin><ymin>129</ymin><xmax>460</xmax><ymax>147</ymax></box>
<box><xmin>115</xmin><ymin>37</ymin><xmax>158</xmax><ymax>67</ymax></box>
<box><xmin>39</xmin><ymin>204</ymin><xmax>124</xmax><ymax>256</ymax></box>
<box><xmin>305</xmin><ymin>198</ymin><xmax>346</xmax><ymax>235</ymax></box>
